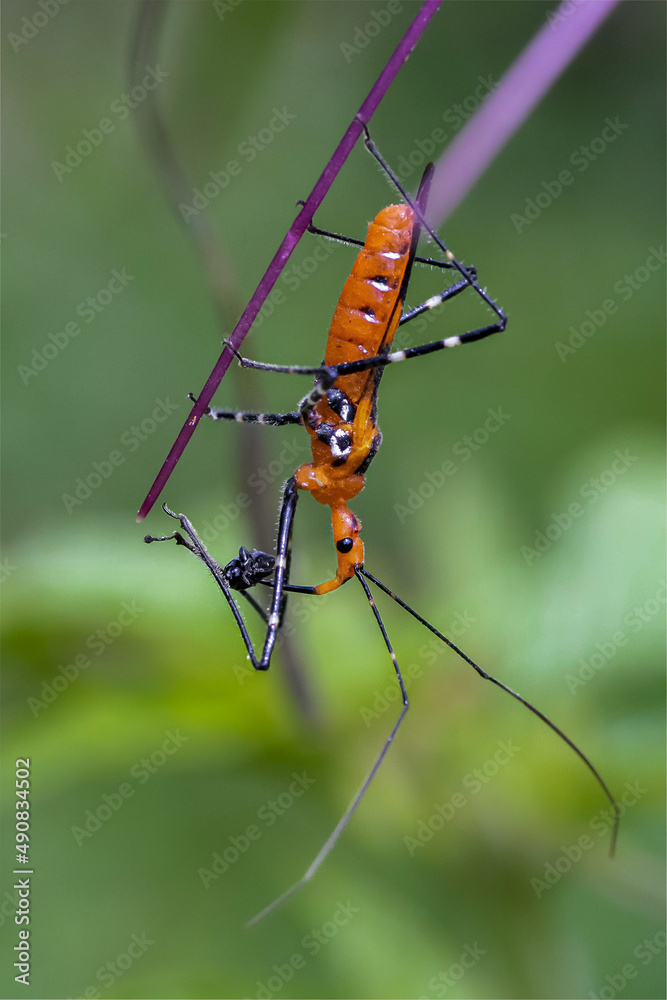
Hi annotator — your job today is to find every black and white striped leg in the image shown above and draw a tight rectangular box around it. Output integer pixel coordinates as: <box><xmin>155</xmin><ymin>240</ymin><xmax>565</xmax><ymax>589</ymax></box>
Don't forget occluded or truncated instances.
<box><xmin>260</xmin><ymin>476</ymin><xmax>300</xmax><ymax>665</ymax></box>
<box><xmin>221</xmin><ymin>253</ymin><xmax>504</xmax><ymax>381</ymax></box>
<box><xmin>331</xmin><ymin>316</ymin><xmax>506</xmax><ymax>378</ymax></box>
<box><xmin>223</xmin><ymin>307</ymin><xmax>505</xmax><ymax>382</ymax></box>
<box><xmin>246</xmin><ymin>567</ymin><xmax>409</xmax><ymax>927</ymax></box>
<box><xmin>399</xmin><ymin>275</ymin><xmax>474</xmax><ymax>326</ymax></box>
<box><xmin>325</xmin><ymin>236</ymin><xmax>505</xmax><ymax>374</ymax></box>
<box><xmin>205</xmin><ymin>407</ymin><xmax>300</xmax><ymax>427</ymax></box>
<box><xmin>359</xmin><ymin>568</ymin><xmax>621</xmax><ymax>858</ymax></box>
<box><xmin>188</xmin><ymin>393</ymin><xmax>300</xmax><ymax>427</ymax></box>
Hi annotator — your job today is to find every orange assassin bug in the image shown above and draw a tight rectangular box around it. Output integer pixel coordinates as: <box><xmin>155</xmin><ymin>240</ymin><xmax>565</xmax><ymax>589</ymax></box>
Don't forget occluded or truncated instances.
<box><xmin>145</xmin><ymin>128</ymin><xmax>619</xmax><ymax>924</ymax></box>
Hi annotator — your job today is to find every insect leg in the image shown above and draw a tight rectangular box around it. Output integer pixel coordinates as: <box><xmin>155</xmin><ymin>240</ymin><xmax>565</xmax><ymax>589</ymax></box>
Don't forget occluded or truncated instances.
<box><xmin>358</xmin><ymin>568</ymin><xmax>621</xmax><ymax>857</ymax></box>
<box><xmin>358</xmin><ymin>121</ymin><xmax>506</xmax><ymax>328</ymax></box>
<box><xmin>221</xmin><ymin>303</ymin><xmax>504</xmax><ymax>380</ymax></box>
<box><xmin>256</xmin><ymin>299</ymin><xmax>503</xmax><ymax>384</ymax></box>
<box><xmin>245</xmin><ymin>567</ymin><xmax>408</xmax><ymax>927</ymax></box>
<box><xmin>207</xmin><ymin>475</ymin><xmax>302</xmax><ymax>660</ymax></box>
<box><xmin>259</xmin><ymin>476</ymin><xmax>300</xmax><ymax>663</ymax></box>
<box><xmin>305</xmin><ymin>218</ymin><xmax>469</xmax><ymax>273</ymax></box>
<box><xmin>217</xmin><ymin>338</ymin><xmax>337</xmax><ymax>380</ymax></box>
<box><xmin>399</xmin><ymin>275</ymin><xmax>474</xmax><ymax>326</ymax></box>
<box><xmin>202</xmin><ymin>407</ymin><xmax>301</xmax><ymax>427</ymax></box>
<box><xmin>328</xmin><ymin>318</ymin><xmax>506</xmax><ymax>379</ymax></box>
<box><xmin>187</xmin><ymin>393</ymin><xmax>300</xmax><ymax>427</ymax></box>
<box><xmin>223</xmin><ymin>253</ymin><xmax>493</xmax><ymax>383</ymax></box>
<box><xmin>144</xmin><ymin>484</ymin><xmax>300</xmax><ymax>671</ymax></box>
<box><xmin>219</xmin><ymin>308</ymin><xmax>505</xmax><ymax>380</ymax></box>
<box><xmin>145</xmin><ymin>505</ymin><xmax>270</xmax><ymax>669</ymax></box>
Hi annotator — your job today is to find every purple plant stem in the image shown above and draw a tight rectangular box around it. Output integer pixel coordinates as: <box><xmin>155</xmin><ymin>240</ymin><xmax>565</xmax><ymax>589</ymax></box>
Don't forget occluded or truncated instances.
<box><xmin>137</xmin><ymin>0</ymin><xmax>442</xmax><ymax>521</ymax></box>
<box><xmin>428</xmin><ymin>0</ymin><xmax>623</xmax><ymax>225</ymax></box>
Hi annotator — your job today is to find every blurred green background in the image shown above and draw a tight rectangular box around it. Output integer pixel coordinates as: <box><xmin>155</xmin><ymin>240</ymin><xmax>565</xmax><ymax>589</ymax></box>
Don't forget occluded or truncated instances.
<box><xmin>3</xmin><ymin>1</ymin><xmax>665</xmax><ymax>998</ymax></box>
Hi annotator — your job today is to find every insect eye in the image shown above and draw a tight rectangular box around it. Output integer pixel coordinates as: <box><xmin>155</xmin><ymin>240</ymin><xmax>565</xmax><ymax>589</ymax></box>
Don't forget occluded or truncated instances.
<box><xmin>336</xmin><ymin>537</ymin><xmax>354</xmax><ymax>554</ymax></box>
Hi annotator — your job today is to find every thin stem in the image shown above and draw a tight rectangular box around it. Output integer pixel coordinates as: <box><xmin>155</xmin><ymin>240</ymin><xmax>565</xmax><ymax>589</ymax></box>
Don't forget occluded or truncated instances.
<box><xmin>137</xmin><ymin>0</ymin><xmax>443</xmax><ymax>521</ymax></box>
<box><xmin>129</xmin><ymin>2</ymin><xmax>319</xmax><ymax>724</ymax></box>
<box><xmin>428</xmin><ymin>0</ymin><xmax>623</xmax><ymax>225</ymax></box>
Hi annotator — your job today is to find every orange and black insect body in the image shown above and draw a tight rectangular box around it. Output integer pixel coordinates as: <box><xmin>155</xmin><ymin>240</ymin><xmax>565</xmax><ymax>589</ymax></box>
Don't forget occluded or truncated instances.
<box><xmin>295</xmin><ymin>186</ymin><xmax>427</xmax><ymax>595</ymax></box>
<box><xmin>146</xmin><ymin>133</ymin><xmax>619</xmax><ymax>925</ymax></box>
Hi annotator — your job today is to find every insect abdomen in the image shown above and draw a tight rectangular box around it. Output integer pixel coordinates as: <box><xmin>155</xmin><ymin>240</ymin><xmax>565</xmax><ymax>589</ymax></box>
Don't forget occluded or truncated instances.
<box><xmin>324</xmin><ymin>205</ymin><xmax>414</xmax><ymax>403</ymax></box>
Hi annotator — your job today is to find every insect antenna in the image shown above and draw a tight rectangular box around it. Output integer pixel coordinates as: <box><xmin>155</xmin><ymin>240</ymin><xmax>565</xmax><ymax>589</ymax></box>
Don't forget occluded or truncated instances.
<box><xmin>245</xmin><ymin>567</ymin><xmax>409</xmax><ymax>928</ymax></box>
<box><xmin>359</xmin><ymin>568</ymin><xmax>620</xmax><ymax>857</ymax></box>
